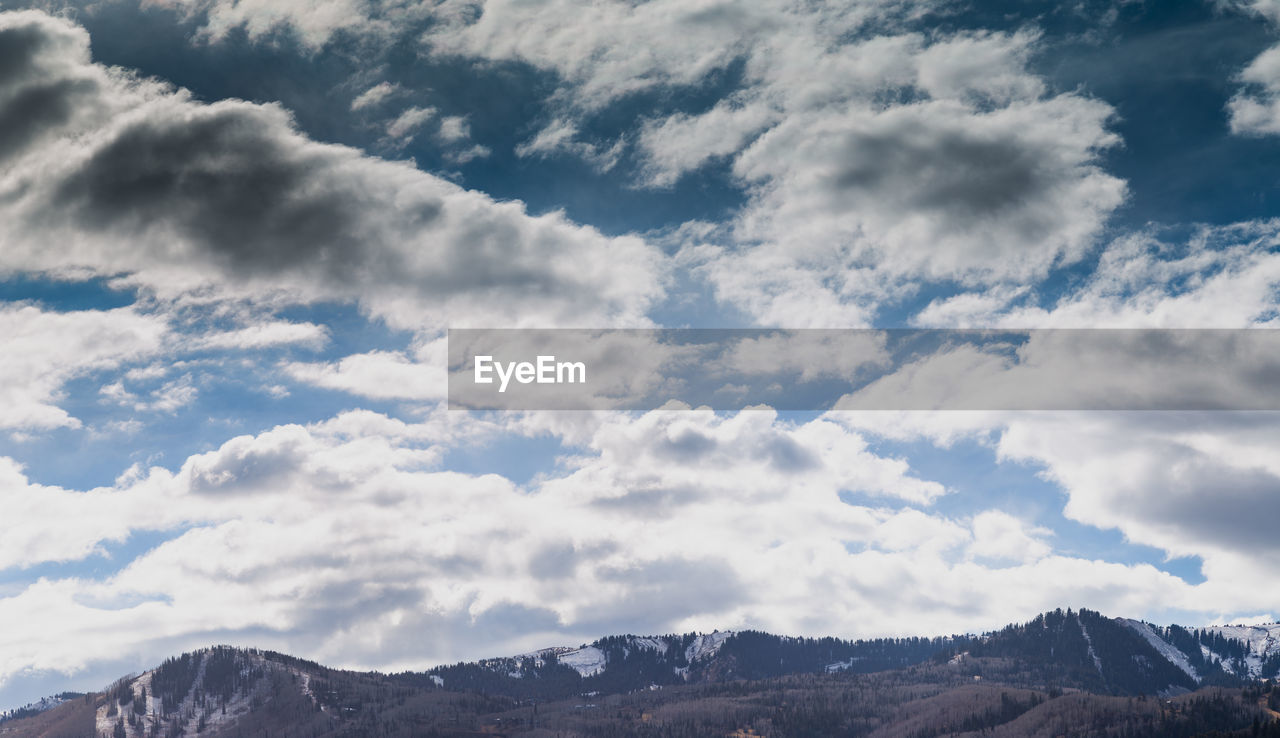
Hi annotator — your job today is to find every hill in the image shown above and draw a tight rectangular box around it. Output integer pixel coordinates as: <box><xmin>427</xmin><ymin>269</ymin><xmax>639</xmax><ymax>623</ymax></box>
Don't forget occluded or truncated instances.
<box><xmin>3</xmin><ymin>608</ymin><xmax>1280</xmax><ymax>737</ymax></box>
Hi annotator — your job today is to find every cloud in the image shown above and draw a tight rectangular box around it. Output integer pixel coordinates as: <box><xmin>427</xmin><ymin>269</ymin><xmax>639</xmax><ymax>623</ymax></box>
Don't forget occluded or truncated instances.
<box><xmin>994</xmin><ymin>413</ymin><xmax>1280</xmax><ymax>569</ymax></box>
<box><xmin>723</xmin><ymin>93</ymin><xmax>1121</xmax><ymax>281</ymax></box>
<box><xmin>437</xmin><ymin>115</ymin><xmax>469</xmax><ymax>143</ymax></box>
<box><xmin>0</xmin><ymin>404</ymin><xmax>1213</xmax><ymax>689</ymax></box>
<box><xmin>284</xmin><ymin>348</ymin><xmax>444</xmax><ymax>401</ymax></box>
<box><xmin>913</xmin><ymin>221</ymin><xmax>1280</xmax><ymax>327</ymax></box>
<box><xmin>0</xmin><ymin>303</ymin><xmax>170</xmax><ymax>432</ymax></box>
<box><xmin>834</xmin><ymin>407</ymin><xmax>1280</xmax><ymax>618</ymax></box>
<box><xmin>101</xmin><ymin>374</ymin><xmax>199</xmax><ymax>413</ymax></box>
<box><xmin>968</xmin><ymin>511</ymin><xmax>1052</xmax><ymax>563</ymax></box>
<box><xmin>1223</xmin><ymin>1</ymin><xmax>1280</xmax><ymax>135</ymax></box>
<box><xmin>688</xmin><ymin>31</ymin><xmax>1121</xmax><ymax>325</ymax></box>
<box><xmin>1229</xmin><ymin>43</ymin><xmax>1280</xmax><ymax>135</ymax></box>
<box><xmin>142</xmin><ymin>0</ymin><xmax>408</xmax><ymax>49</ymax></box>
<box><xmin>413</xmin><ymin>6</ymin><xmax>1125</xmax><ymax>324</ymax></box>
<box><xmin>350</xmin><ymin>81</ymin><xmax>399</xmax><ymax>111</ymax></box>
<box><xmin>383</xmin><ymin>104</ymin><xmax>434</xmax><ymax>142</ymax></box>
<box><xmin>193</xmin><ymin>320</ymin><xmax>329</xmax><ymax>350</ymax></box>
<box><xmin>0</xmin><ymin>10</ymin><xmax>667</xmax><ymax>332</ymax></box>
<box><xmin>146</xmin><ymin>0</ymin><xmax>1128</xmax><ymax>325</ymax></box>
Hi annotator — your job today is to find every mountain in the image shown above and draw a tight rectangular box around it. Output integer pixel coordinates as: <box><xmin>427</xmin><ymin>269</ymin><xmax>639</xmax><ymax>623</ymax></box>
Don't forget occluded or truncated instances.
<box><xmin>3</xmin><ymin>608</ymin><xmax>1280</xmax><ymax>737</ymax></box>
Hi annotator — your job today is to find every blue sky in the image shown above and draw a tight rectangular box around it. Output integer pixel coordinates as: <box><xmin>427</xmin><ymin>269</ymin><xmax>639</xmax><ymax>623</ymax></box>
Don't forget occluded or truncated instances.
<box><xmin>2</xmin><ymin>0</ymin><xmax>1280</xmax><ymax>711</ymax></box>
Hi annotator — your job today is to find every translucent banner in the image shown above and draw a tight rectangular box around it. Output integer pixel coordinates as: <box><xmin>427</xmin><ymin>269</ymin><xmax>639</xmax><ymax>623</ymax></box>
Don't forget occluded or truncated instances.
<box><xmin>447</xmin><ymin>329</ymin><xmax>1280</xmax><ymax>411</ymax></box>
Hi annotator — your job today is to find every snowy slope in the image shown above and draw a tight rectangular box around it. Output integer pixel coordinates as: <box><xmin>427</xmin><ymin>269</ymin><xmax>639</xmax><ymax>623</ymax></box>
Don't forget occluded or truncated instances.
<box><xmin>1200</xmin><ymin>623</ymin><xmax>1280</xmax><ymax>678</ymax></box>
<box><xmin>0</xmin><ymin>694</ymin><xmax>73</xmax><ymax>722</ymax></box>
<box><xmin>558</xmin><ymin>646</ymin><xmax>607</xmax><ymax>677</ymax></box>
<box><xmin>627</xmin><ymin>636</ymin><xmax>671</xmax><ymax>654</ymax></box>
<box><xmin>1120</xmin><ymin>619</ymin><xmax>1200</xmax><ymax>681</ymax></box>
<box><xmin>685</xmin><ymin>631</ymin><xmax>733</xmax><ymax>663</ymax></box>
<box><xmin>1077</xmin><ymin>614</ymin><xmax>1104</xmax><ymax>677</ymax></box>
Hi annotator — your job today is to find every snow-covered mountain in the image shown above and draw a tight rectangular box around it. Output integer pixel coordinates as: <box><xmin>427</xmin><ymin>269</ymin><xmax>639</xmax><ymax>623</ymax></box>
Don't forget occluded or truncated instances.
<box><xmin>1117</xmin><ymin>618</ymin><xmax>1280</xmax><ymax>685</ymax></box>
<box><xmin>1200</xmin><ymin>623</ymin><xmax>1280</xmax><ymax>678</ymax></box>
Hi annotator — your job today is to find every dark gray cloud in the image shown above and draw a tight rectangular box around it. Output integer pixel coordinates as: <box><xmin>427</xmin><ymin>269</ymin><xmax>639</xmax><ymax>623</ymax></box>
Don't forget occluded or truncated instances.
<box><xmin>0</xmin><ymin>13</ymin><xmax>103</xmax><ymax>163</ymax></box>
<box><xmin>0</xmin><ymin>16</ymin><xmax>66</xmax><ymax>89</ymax></box>
<box><xmin>1105</xmin><ymin>445</ymin><xmax>1280</xmax><ymax>559</ymax></box>
<box><xmin>761</xmin><ymin>435</ymin><xmax>819</xmax><ymax>472</ymax></box>
<box><xmin>589</xmin><ymin>486</ymin><xmax>711</xmax><ymax>515</ymax></box>
<box><xmin>0</xmin><ymin>10</ymin><xmax>665</xmax><ymax>329</ymax></box>
<box><xmin>655</xmin><ymin>428</ymin><xmax>717</xmax><ymax>461</ymax></box>
<box><xmin>50</xmin><ymin>103</ymin><xmax>406</xmax><ymax>282</ymax></box>
<box><xmin>581</xmin><ymin>557</ymin><xmax>747</xmax><ymax>633</ymax></box>
<box><xmin>833</xmin><ymin>126</ymin><xmax>1054</xmax><ymax>223</ymax></box>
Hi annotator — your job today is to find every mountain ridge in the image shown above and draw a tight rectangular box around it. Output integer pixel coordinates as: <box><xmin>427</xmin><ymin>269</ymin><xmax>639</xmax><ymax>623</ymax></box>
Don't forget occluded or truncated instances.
<box><xmin>4</xmin><ymin>608</ymin><xmax>1280</xmax><ymax>737</ymax></box>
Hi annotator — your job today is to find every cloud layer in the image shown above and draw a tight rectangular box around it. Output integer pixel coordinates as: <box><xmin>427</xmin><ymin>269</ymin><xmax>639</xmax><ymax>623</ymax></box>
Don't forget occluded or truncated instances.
<box><xmin>1</xmin><ymin>406</ymin><xmax>1220</xmax><ymax>693</ymax></box>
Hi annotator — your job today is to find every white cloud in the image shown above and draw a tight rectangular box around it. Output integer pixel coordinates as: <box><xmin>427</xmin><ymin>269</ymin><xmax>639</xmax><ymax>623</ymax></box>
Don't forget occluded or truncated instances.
<box><xmin>143</xmin><ymin>0</ymin><xmax>411</xmax><ymax>49</ymax></box>
<box><xmin>0</xmin><ymin>304</ymin><xmax>170</xmax><ymax>432</ymax></box>
<box><xmin>351</xmin><ymin>81</ymin><xmax>400</xmax><ymax>111</ymax></box>
<box><xmin>914</xmin><ymin>221</ymin><xmax>1280</xmax><ymax>327</ymax></box>
<box><xmin>284</xmin><ymin>349</ymin><xmax>444</xmax><ymax>401</ymax></box>
<box><xmin>833</xmin><ymin>407</ymin><xmax>1280</xmax><ymax>619</ymax></box>
<box><xmin>384</xmin><ymin>105</ymin><xmax>435</xmax><ymax>142</ymax></box>
<box><xmin>1222</xmin><ymin>1</ymin><xmax>1280</xmax><ymax>135</ymax></box>
<box><xmin>437</xmin><ymin>115</ymin><xmax>470</xmax><ymax>143</ymax></box>
<box><xmin>193</xmin><ymin>320</ymin><xmax>329</xmax><ymax>350</ymax></box>
<box><xmin>968</xmin><ymin>510</ymin><xmax>1052</xmax><ymax>563</ymax></box>
<box><xmin>1230</xmin><ymin>44</ymin><xmax>1280</xmax><ymax>135</ymax></box>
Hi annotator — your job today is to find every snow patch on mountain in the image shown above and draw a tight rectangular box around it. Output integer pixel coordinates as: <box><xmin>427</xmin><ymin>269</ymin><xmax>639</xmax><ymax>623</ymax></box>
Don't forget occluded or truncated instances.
<box><xmin>1200</xmin><ymin>623</ymin><xmax>1280</xmax><ymax>678</ymax></box>
<box><xmin>627</xmin><ymin>637</ymin><xmax>671</xmax><ymax>654</ymax></box>
<box><xmin>826</xmin><ymin>657</ymin><xmax>863</xmax><ymax>673</ymax></box>
<box><xmin>559</xmin><ymin>646</ymin><xmax>607</xmax><ymax>677</ymax></box>
<box><xmin>1</xmin><ymin>694</ymin><xmax>75</xmax><ymax>722</ymax></box>
<box><xmin>686</xmin><ymin>631</ymin><xmax>733</xmax><ymax>663</ymax></box>
<box><xmin>1077</xmin><ymin>614</ymin><xmax>1103</xmax><ymax>677</ymax></box>
<box><xmin>93</xmin><ymin>650</ymin><xmax>293</xmax><ymax>738</ymax></box>
<box><xmin>1120</xmin><ymin>619</ymin><xmax>1200</xmax><ymax>682</ymax></box>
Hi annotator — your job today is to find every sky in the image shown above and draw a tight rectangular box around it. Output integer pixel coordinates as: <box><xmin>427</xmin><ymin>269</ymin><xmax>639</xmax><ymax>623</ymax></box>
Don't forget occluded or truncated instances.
<box><xmin>2</xmin><ymin>0</ymin><xmax>1280</xmax><ymax>711</ymax></box>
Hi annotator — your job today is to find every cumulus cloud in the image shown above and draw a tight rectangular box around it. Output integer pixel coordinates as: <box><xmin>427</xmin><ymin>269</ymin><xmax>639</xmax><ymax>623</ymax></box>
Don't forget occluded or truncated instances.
<box><xmin>913</xmin><ymin>221</ymin><xmax>1280</xmax><ymax>327</ymax></box>
<box><xmin>0</xmin><ymin>304</ymin><xmax>170</xmax><ymax>432</ymax></box>
<box><xmin>1229</xmin><ymin>43</ymin><xmax>1280</xmax><ymax>135</ymax></box>
<box><xmin>693</xmin><ymin>36</ymin><xmax>1121</xmax><ymax>324</ymax></box>
<box><xmin>968</xmin><ymin>510</ymin><xmax>1052</xmax><ymax>563</ymax></box>
<box><xmin>994</xmin><ymin>413</ymin><xmax>1280</xmax><ymax>572</ymax></box>
<box><xmin>834</xmin><ymin>408</ymin><xmax>1280</xmax><ymax>619</ymax></box>
<box><xmin>415</xmin><ymin>6</ymin><xmax>1125</xmax><ymax>324</ymax></box>
<box><xmin>0</xmin><ymin>10</ymin><xmax>667</xmax><ymax>332</ymax></box>
<box><xmin>1223</xmin><ymin>1</ymin><xmax>1280</xmax><ymax>135</ymax></box>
